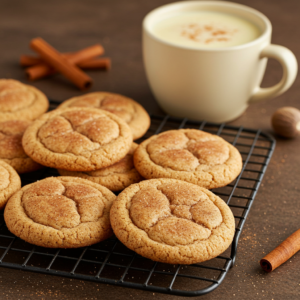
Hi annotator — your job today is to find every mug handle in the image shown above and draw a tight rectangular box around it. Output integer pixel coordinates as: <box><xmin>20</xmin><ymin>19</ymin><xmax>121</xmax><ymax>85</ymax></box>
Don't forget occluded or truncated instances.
<box><xmin>249</xmin><ymin>44</ymin><xmax>298</xmax><ymax>103</ymax></box>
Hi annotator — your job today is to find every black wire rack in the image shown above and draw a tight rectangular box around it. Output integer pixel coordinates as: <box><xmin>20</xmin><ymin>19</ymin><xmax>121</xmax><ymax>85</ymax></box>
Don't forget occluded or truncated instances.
<box><xmin>0</xmin><ymin>99</ymin><xmax>276</xmax><ymax>297</ymax></box>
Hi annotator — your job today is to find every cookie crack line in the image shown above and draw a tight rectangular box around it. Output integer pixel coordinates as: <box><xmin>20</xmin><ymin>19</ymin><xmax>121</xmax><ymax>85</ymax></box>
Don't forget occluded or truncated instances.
<box><xmin>61</xmin><ymin>115</ymin><xmax>101</xmax><ymax>134</ymax></box>
<box><xmin>124</xmin><ymin>219</ymin><xmax>213</xmax><ymax>247</ymax></box>
<box><xmin>61</xmin><ymin>114</ymin><xmax>112</xmax><ymax>148</ymax></box>
<box><xmin>101</xmin><ymin>105</ymin><xmax>134</xmax><ymax>124</ymax></box>
<box><xmin>35</xmin><ymin>119</ymin><xmax>123</xmax><ymax>159</ymax></box>
<box><xmin>51</xmin><ymin>115</ymin><xmax>103</xmax><ymax>146</ymax></box>
<box><xmin>189</xmin><ymin>201</ymin><xmax>223</xmax><ymax>231</ymax></box>
<box><xmin>129</xmin><ymin>186</ymin><xmax>222</xmax><ymax>244</ymax></box>
<box><xmin>21</xmin><ymin>201</ymin><xmax>103</xmax><ymax>230</ymax></box>
<box><xmin>144</xmin><ymin>225</ymin><xmax>213</xmax><ymax>246</ymax></box>
<box><xmin>99</xmin><ymin>95</ymin><xmax>135</xmax><ymax>124</ymax></box>
<box><xmin>146</xmin><ymin>132</ymin><xmax>232</xmax><ymax>171</ymax></box>
<box><xmin>60</xmin><ymin>187</ymin><xmax>104</xmax><ymax>223</ymax></box>
<box><xmin>40</xmin><ymin>114</ymin><xmax>122</xmax><ymax>153</ymax></box>
<box><xmin>208</xmin><ymin>171</ymin><xmax>217</xmax><ymax>183</ymax></box>
<box><xmin>21</xmin><ymin>192</ymin><xmax>104</xmax><ymax>230</ymax></box>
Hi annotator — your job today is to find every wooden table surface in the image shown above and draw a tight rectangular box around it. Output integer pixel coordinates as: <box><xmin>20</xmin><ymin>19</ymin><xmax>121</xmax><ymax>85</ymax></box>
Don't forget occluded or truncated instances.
<box><xmin>0</xmin><ymin>0</ymin><xmax>299</xmax><ymax>299</ymax></box>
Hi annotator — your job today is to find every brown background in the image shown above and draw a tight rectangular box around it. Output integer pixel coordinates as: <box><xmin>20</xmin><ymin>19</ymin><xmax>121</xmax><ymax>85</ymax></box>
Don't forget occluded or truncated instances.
<box><xmin>0</xmin><ymin>0</ymin><xmax>299</xmax><ymax>299</ymax></box>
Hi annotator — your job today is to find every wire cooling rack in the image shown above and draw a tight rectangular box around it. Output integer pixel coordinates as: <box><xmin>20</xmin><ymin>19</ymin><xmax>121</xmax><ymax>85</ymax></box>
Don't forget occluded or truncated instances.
<box><xmin>0</xmin><ymin>99</ymin><xmax>275</xmax><ymax>297</ymax></box>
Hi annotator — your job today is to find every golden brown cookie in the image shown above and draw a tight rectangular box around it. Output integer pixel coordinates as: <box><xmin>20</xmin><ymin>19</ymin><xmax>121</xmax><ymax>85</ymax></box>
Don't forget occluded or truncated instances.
<box><xmin>57</xmin><ymin>92</ymin><xmax>150</xmax><ymax>140</ymax></box>
<box><xmin>22</xmin><ymin>107</ymin><xmax>133</xmax><ymax>171</ymax></box>
<box><xmin>0</xmin><ymin>160</ymin><xmax>21</xmax><ymax>209</ymax></box>
<box><xmin>0</xmin><ymin>79</ymin><xmax>49</xmax><ymax>122</ymax></box>
<box><xmin>0</xmin><ymin>120</ymin><xmax>42</xmax><ymax>173</ymax></box>
<box><xmin>110</xmin><ymin>179</ymin><xmax>235</xmax><ymax>264</ymax></box>
<box><xmin>4</xmin><ymin>177</ymin><xmax>116</xmax><ymax>248</ymax></box>
<box><xmin>58</xmin><ymin>143</ymin><xmax>143</xmax><ymax>191</ymax></box>
<box><xmin>133</xmin><ymin>129</ymin><xmax>242</xmax><ymax>189</ymax></box>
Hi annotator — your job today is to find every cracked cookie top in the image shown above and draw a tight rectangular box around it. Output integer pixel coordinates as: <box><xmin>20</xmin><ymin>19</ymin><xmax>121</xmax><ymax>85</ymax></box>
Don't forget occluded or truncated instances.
<box><xmin>0</xmin><ymin>79</ymin><xmax>49</xmax><ymax>122</ymax></box>
<box><xmin>110</xmin><ymin>179</ymin><xmax>235</xmax><ymax>264</ymax></box>
<box><xmin>22</xmin><ymin>107</ymin><xmax>133</xmax><ymax>171</ymax></box>
<box><xmin>58</xmin><ymin>92</ymin><xmax>151</xmax><ymax>140</ymax></box>
<box><xmin>58</xmin><ymin>143</ymin><xmax>143</xmax><ymax>191</ymax></box>
<box><xmin>133</xmin><ymin>129</ymin><xmax>242</xmax><ymax>189</ymax></box>
<box><xmin>0</xmin><ymin>120</ymin><xmax>42</xmax><ymax>173</ymax></box>
<box><xmin>0</xmin><ymin>160</ymin><xmax>21</xmax><ymax>209</ymax></box>
<box><xmin>4</xmin><ymin>177</ymin><xmax>116</xmax><ymax>248</ymax></box>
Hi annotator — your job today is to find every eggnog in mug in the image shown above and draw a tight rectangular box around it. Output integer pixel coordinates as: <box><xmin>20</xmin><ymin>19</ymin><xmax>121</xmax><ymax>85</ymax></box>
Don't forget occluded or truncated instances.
<box><xmin>151</xmin><ymin>11</ymin><xmax>261</xmax><ymax>49</ymax></box>
<box><xmin>143</xmin><ymin>1</ymin><xmax>297</xmax><ymax>123</ymax></box>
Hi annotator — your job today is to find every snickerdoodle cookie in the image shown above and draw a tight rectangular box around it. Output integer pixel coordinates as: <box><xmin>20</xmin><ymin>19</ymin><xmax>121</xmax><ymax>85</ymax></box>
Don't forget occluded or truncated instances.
<box><xmin>110</xmin><ymin>179</ymin><xmax>235</xmax><ymax>264</ymax></box>
<box><xmin>0</xmin><ymin>79</ymin><xmax>48</xmax><ymax>122</ymax></box>
<box><xmin>0</xmin><ymin>160</ymin><xmax>21</xmax><ymax>209</ymax></box>
<box><xmin>58</xmin><ymin>143</ymin><xmax>143</xmax><ymax>191</ymax></box>
<box><xmin>22</xmin><ymin>107</ymin><xmax>133</xmax><ymax>171</ymax></box>
<box><xmin>4</xmin><ymin>177</ymin><xmax>116</xmax><ymax>248</ymax></box>
<box><xmin>57</xmin><ymin>92</ymin><xmax>150</xmax><ymax>140</ymax></box>
<box><xmin>0</xmin><ymin>120</ymin><xmax>42</xmax><ymax>173</ymax></box>
<box><xmin>133</xmin><ymin>129</ymin><xmax>242</xmax><ymax>189</ymax></box>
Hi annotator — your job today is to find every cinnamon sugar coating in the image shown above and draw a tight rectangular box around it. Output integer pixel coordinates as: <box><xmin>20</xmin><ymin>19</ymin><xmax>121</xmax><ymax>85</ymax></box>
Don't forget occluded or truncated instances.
<box><xmin>134</xmin><ymin>129</ymin><xmax>242</xmax><ymax>189</ymax></box>
<box><xmin>0</xmin><ymin>79</ymin><xmax>48</xmax><ymax>121</ymax></box>
<box><xmin>0</xmin><ymin>120</ymin><xmax>42</xmax><ymax>173</ymax></box>
<box><xmin>110</xmin><ymin>179</ymin><xmax>235</xmax><ymax>264</ymax></box>
<box><xmin>0</xmin><ymin>160</ymin><xmax>21</xmax><ymax>209</ymax></box>
<box><xmin>22</xmin><ymin>107</ymin><xmax>133</xmax><ymax>171</ymax></box>
<box><xmin>4</xmin><ymin>177</ymin><xmax>116</xmax><ymax>248</ymax></box>
<box><xmin>57</xmin><ymin>92</ymin><xmax>150</xmax><ymax>140</ymax></box>
<box><xmin>58</xmin><ymin>143</ymin><xmax>143</xmax><ymax>191</ymax></box>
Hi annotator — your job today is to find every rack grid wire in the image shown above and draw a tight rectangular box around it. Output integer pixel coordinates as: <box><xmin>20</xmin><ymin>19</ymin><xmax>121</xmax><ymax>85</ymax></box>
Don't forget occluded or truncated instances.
<box><xmin>0</xmin><ymin>99</ymin><xmax>275</xmax><ymax>297</ymax></box>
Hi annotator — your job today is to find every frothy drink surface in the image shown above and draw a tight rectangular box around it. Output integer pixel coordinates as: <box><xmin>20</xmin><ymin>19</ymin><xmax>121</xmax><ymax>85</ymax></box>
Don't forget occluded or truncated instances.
<box><xmin>151</xmin><ymin>11</ymin><xmax>261</xmax><ymax>48</ymax></box>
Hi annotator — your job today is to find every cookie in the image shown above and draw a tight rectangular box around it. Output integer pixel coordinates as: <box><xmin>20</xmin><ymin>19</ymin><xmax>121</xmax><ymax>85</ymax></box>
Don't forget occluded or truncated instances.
<box><xmin>110</xmin><ymin>179</ymin><xmax>235</xmax><ymax>264</ymax></box>
<box><xmin>0</xmin><ymin>120</ymin><xmax>42</xmax><ymax>173</ymax></box>
<box><xmin>133</xmin><ymin>129</ymin><xmax>242</xmax><ymax>189</ymax></box>
<box><xmin>0</xmin><ymin>160</ymin><xmax>21</xmax><ymax>209</ymax></box>
<box><xmin>22</xmin><ymin>107</ymin><xmax>133</xmax><ymax>171</ymax></box>
<box><xmin>0</xmin><ymin>79</ymin><xmax>49</xmax><ymax>122</ymax></box>
<box><xmin>57</xmin><ymin>92</ymin><xmax>150</xmax><ymax>140</ymax></box>
<box><xmin>4</xmin><ymin>176</ymin><xmax>116</xmax><ymax>248</ymax></box>
<box><xmin>58</xmin><ymin>143</ymin><xmax>143</xmax><ymax>191</ymax></box>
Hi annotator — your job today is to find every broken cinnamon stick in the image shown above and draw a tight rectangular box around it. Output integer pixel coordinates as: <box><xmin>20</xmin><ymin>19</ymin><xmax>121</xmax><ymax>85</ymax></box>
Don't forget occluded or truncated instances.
<box><xmin>30</xmin><ymin>38</ymin><xmax>93</xmax><ymax>89</ymax></box>
<box><xmin>260</xmin><ymin>229</ymin><xmax>300</xmax><ymax>272</ymax></box>
<box><xmin>25</xmin><ymin>44</ymin><xmax>104</xmax><ymax>81</ymax></box>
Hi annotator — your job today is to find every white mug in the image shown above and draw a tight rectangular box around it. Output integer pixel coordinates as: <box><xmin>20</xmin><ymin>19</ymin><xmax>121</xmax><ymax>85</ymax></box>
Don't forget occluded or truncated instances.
<box><xmin>143</xmin><ymin>1</ymin><xmax>298</xmax><ymax>123</ymax></box>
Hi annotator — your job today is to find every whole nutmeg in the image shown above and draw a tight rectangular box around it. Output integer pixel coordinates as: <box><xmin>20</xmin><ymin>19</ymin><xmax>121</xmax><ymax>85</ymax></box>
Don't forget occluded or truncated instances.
<box><xmin>271</xmin><ymin>107</ymin><xmax>300</xmax><ymax>138</ymax></box>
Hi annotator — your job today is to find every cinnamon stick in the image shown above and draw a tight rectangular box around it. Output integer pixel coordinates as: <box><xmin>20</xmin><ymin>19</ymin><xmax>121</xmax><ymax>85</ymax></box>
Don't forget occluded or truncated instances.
<box><xmin>67</xmin><ymin>45</ymin><xmax>104</xmax><ymax>64</ymax></box>
<box><xmin>20</xmin><ymin>55</ymin><xmax>42</xmax><ymax>67</ymax></box>
<box><xmin>260</xmin><ymin>229</ymin><xmax>300</xmax><ymax>272</ymax></box>
<box><xmin>78</xmin><ymin>57</ymin><xmax>111</xmax><ymax>70</ymax></box>
<box><xmin>29</xmin><ymin>38</ymin><xmax>93</xmax><ymax>89</ymax></box>
<box><xmin>25</xmin><ymin>56</ymin><xmax>111</xmax><ymax>80</ymax></box>
<box><xmin>26</xmin><ymin>63</ymin><xmax>56</xmax><ymax>80</ymax></box>
<box><xmin>20</xmin><ymin>47</ymin><xmax>104</xmax><ymax>67</ymax></box>
<box><xmin>25</xmin><ymin>57</ymin><xmax>111</xmax><ymax>80</ymax></box>
<box><xmin>25</xmin><ymin>44</ymin><xmax>104</xmax><ymax>81</ymax></box>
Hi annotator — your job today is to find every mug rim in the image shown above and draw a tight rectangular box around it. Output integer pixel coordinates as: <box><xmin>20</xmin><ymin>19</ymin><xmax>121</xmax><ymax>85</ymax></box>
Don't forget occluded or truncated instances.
<box><xmin>143</xmin><ymin>1</ymin><xmax>272</xmax><ymax>52</ymax></box>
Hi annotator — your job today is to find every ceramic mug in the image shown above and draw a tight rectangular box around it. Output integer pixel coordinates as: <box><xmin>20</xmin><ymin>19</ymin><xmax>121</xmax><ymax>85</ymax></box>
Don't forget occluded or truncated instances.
<box><xmin>143</xmin><ymin>1</ymin><xmax>298</xmax><ymax>123</ymax></box>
